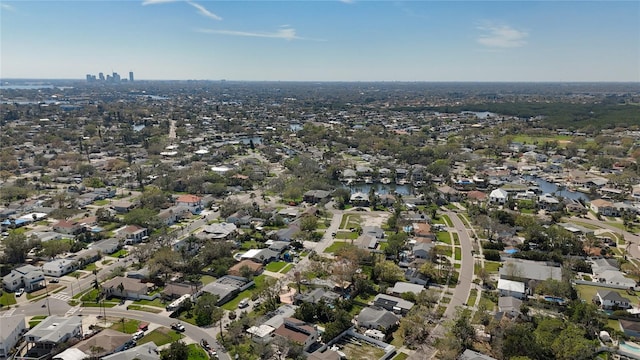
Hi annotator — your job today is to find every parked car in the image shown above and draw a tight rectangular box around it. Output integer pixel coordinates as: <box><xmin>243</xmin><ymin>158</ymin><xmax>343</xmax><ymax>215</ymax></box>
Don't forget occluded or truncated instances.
<box><xmin>238</xmin><ymin>299</ymin><xmax>249</xmax><ymax>309</ymax></box>
<box><xmin>15</xmin><ymin>288</ymin><xmax>24</xmax><ymax>297</ymax></box>
<box><xmin>132</xmin><ymin>331</ymin><xmax>145</xmax><ymax>341</ymax></box>
<box><xmin>171</xmin><ymin>322</ymin><xmax>185</xmax><ymax>332</ymax></box>
<box><xmin>49</xmin><ymin>278</ymin><xmax>59</xmax><ymax>283</ymax></box>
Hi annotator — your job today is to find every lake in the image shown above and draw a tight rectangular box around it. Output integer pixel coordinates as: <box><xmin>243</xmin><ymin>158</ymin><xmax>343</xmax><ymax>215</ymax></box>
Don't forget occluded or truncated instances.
<box><xmin>524</xmin><ymin>175</ymin><xmax>590</xmax><ymax>202</ymax></box>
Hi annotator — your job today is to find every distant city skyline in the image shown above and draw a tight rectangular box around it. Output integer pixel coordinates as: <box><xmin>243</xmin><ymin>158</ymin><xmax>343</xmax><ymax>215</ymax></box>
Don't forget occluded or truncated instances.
<box><xmin>1</xmin><ymin>1</ymin><xmax>638</xmax><ymax>82</ymax></box>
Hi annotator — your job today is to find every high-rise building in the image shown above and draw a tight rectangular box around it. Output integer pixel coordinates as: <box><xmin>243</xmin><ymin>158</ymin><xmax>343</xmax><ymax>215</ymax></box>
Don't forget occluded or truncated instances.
<box><xmin>129</xmin><ymin>71</ymin><xmax>134</xmax><ymax>82</ymax></box>
<box><xmin>112</xmin><ymin>72</ymin><xmax>121</xmax><ymax>82</ymax></box>
<box><xmin>99</xmin><ymin>72</ymin><xmax>105</xmax><ymax>81</ymax></box>
<box><xmin>86</xmin><ymin>74</ymin><xmax>96</xmax><ymax>82</ymax></box>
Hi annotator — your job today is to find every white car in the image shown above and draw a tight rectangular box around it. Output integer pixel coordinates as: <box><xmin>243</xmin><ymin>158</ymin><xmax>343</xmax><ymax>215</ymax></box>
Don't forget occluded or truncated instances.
<box><xmin>15</xmin><ymin>288</ymin><xmax>25</xmax><ymax>297</ymax></box>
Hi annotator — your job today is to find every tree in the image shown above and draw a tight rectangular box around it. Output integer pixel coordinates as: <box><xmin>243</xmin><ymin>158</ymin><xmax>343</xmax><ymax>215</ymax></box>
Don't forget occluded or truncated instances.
<box><xmin>375</xmin><ymin>260</ymin><xmax>404</xmax><ymax>284</ymax></box>
<box><xmin>449</xmin><ymin>308</ymin><xmax>474</xmax><ymax>350</ymax></box>
<box><xmin>149</xmin><ymin>247</ymin><xmax>181</xmax><ymax>280</ymax></box>
<box><xmin>160</xmin><ymin>341</ymin><xmax>188</xmax><ymax>360</ymax></box>
<box><xmin>194</xmin><ymin>293</ymin><xmax>223</xmax><ymax>326</ymax></box>
<box><xmin>385</xmin><ymin>232</ymin><xmax>408</xmax><ymax>260</ymax></box>
<box><xmin>398</xmin><ymin>306</ymin><xmax>431</xmax><ymax>348</ymax></box>
<box><xmin>3</xmin><ymin>232</ymin><xmax>33</xmax><ymax>264</ymax></box>
<box><xmin>551</xmin><ymin>324</ymin><xmax>597</xmax><ymax>360</ymax></box>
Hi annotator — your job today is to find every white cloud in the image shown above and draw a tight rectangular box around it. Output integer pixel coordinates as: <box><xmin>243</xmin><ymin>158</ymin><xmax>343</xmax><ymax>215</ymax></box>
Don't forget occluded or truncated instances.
<box><xmin>1</xmin><ymin>3</ymin><xmax>15</xmax><ymax>11</ymax></box>
<box><xmin>197</xmin><ymin>26</ymin><xmax>325</xmax><ymax>41</ymax></box>
<box><xmin>477</xmin><ymin>24</ymin><xmax>528</xmax><ymax>48</ymax></box>
<box><xmin>197</xmin><ymin>27</ymin><xmax>301</xmax><ymax>41</ymax></box>
<box><xmin>187</xmin><ymin>1</ymin><xmax>222</xmax><ymax>21</ymax></box>
<box><xmin>142</xmin><ymin>0</ymin><xmax>179</xmax><ymax>5</ymax></box>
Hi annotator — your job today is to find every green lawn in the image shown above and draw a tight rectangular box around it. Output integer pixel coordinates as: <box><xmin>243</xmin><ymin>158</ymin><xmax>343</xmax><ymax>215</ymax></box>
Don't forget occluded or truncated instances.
<box><xmin>436</xmin><ymin>245</ymin><xmax>453</xmax><ymax>258</ymax></box>
<box><xmin>134</xmin><ymin>298</ymin><xmax>166</xmax><ymax>308</ymax></box>
<box><xmin>83</xmin><ymin>263</ymin><xmax>97</xmax><ymax>272</ymax></box>
<box><xmin>265</xmin><ymin>261</ymin><xmax>287</xmax><ymax>272</ymax></box>
<box><xmin>484</xmin><ymin>261</ymin><xmax>502</xmax><ymax>273</ymax></box>
<box><xmin>436</xmin><ymin>231</ymin><xmax>452</xmax><ymax>244</ymax></box>
<box><xmin>478</xmin><ymin>293</ymin><xmax>496</xmax><ymax>312</ymax></box>
<box><xmin>392</xmin><ymin>353</ymin><xmax>409</xmax><ymax>360</ymax></box>
<box><xmin>138</xmin><ymin>327</ymin><xmax>184</xmax><ymax>346</ymax></box>
<box><xmin>467</xmin><ymin>289</ymin><xmax>478</xmax><ymax>306</ymax></box>
<box><xmin>453</xmin><ymin>233</ymin><xmax>460</xmax><ymax>246</ymax></box>
<box><xmin>201</xmin><ymin>275</ymin><xmax>216</xmax><ymax>285</ymax></box>
<box><xmin>111</xmin><ymin>249</ymin><xmax>128</xmax><ymax>258</ymax></box>
<box><xmin>576</xmin><ymin>284</ymin><xmax>637</xmax><ymax>303</ymax></box>
<box><xmin>93</xmin><ymin>199</ymin><xmax>110</xmax><ymax>206</ymax></box>
<box><xmin>324</xmin><ymin>241</ymin><xmax>350</xmax><ymax>253</ymax></box>
<box><xmin>32</xmin><ymin>315</ymin><xmax>48</xmax><ymax>320</ymax></box>
<box><xmin>281</xmin><ymin>264</ymin><xmax>294</xmax><ymax>274</ymax></box>
<box><xmin>0</xmin><ymin>291</ymin><xmax>17</xmax><ymax>306</ymax></box>
<box><xmin>454</xmin><ymin>248</ymin><xmax>462</xmax><ymax>261</ymax></box>
<box><xmin>340</xmin><ymin>214</ymin><xmax>361</xmax><ymax>229</ymax></box>
<box><xmin>334</xmin><ymin>231</ymin><xmax>358</xmax><ymax>240</ymax></box>
<box><xmin>109</xmin><ymin>319</ymin><xmax>140</xmax><ymax>334</ymax></box>
<box><xmin>187</xmin><ymin>344</ymin><xmax>209</xmax><ymax>360</ymax></box>
<box><xmin>440</xmin><ymin>215</ymin><xmax>452</xmax><ymax>227</ymax></box>
<box><xmin>126</xmin><ymin>304</ymin><xmax>163</xmax><ymax>313</ymax></box>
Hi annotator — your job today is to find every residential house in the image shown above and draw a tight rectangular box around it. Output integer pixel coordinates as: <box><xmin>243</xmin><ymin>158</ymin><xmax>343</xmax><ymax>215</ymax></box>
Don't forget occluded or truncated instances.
<box><xmin>489</xmin><ymin>188</ymin><xmax>509</xmax><ymax>205</ymax></box>
<box><xmin>404</xmin><ymin>268</ymin><xmax>429</xmax><ymax>286</ymax></box>
<box><xmin>267</xmin><ymin>240</ymin><xmax>290</xmax><ymax>253</ymax></box>
<box><xmin>24</xmin><ymin>315</ymin><xmax>82</xmax><ymax>353</ymax></box>
<box><xmin>226</xmin><ymin>210</ymin><xmax>252</xmax><ymax>226</ymax></box>
<box><xmin>67</xmin><ymin>248</ymin><xmax>101</xmax><ymax>267</ymax></box>
<box><xmin>390</xmin><ymin>282</ymin><xmax>426</xmax><ymax>297</ymax></box>
<box><xmin>373</xmin><ymin>294</ymin><xmax>414</xmax><ymax>315</ymax></box>
<box><xmin>590</xmin><ymin>199</ymin><xmax>619</xmax><ymax>217</ymax></box>
<box><xmin>413</xmin><ymin>223</ymin><xmax>435</xmax><ymax>242</ymax></box>
<box><xmin>619</xmin><ymin>320</ymin><xmax>640</xmax><ymax>338</ymax></box>
<box><xmin>466</xmin><ymin>190</ymin><xmax>488</xmax><ymax>204</ymax></box>
<box><xmin>126</xmin><ymin>267</ymin><xmax>150</xmax><ymax>280</ymax></box>
<box><xmin>595</xmin><ymin>290</ymin><xmax>631</xmax><ymax>310</ymax></box>
<box><xmin>42</xmin><ymin>258</ymin><xmax>77</xmax><ymax>277</ymax></box>
<box><xmin>273</xmin><ymin>318</ymin><xmax>319</xmax><ymax>352</ymax></box>
<box><xmin>241</xmin><ymin>248</ymin><xmax>279</xmax><ymax>264</ymax></box>
<box><xmin>111</xmin><ymin>200</ymin><xmax>135</xmax><ymax>213</ymax></box>
<box><xmin>303</xmin><ymin>190</ymin><xmax>332</xmax><ymax>204</ymax></box>
<box><xmin>175</xmin><ymin>194</ymin><xmax>203</xmax><ymax>214</ymax></box>
<box><xmin>101</xmin><ymin>276</ymin><xmax>149</xmax><ymax>300</ymax></box>
<box><xmin>356</xmin><ymin>307</ymin><xmax>400</xmax><ymax>332</ymax></box>
<box><xmin>596</xmin><ymin>270</ymin><xmax>637</xmax><ymax>289</ymax></box>
<box><xmin>295</xmin><ymin>288</ymin><xmax>341</xmax><ymax>305</ymax></box>
<box><xmin>538</xmin><ymin>193</ymin><xmax>561</xmax><ymax>211</ymax></box>
<box><xmin>498</xmin><ymin>296</ymin><xmax>522</xmax><ymax>318</ymax></box>
<box><xmin>157</xmin><ymin>206</ymin><xmax>190</xmax><ymax>226</ymax></box>
<box><xmin>497</xmin><ymin>279</ymin><xmax>526</xmax><ymax>299</ymax></box>
<box><xmin>119</xmin><ymin>225</ymin><xmax>148</xmax><ymax>245</ymax></box>
<box><xmin>350</xmin><ymin>192</ymin><xmax>370</xmax><ymax>207</ymax></box>
<box><xmin>2</xmin><ymin>265</ymin><xmax>45</xmax><ymax>292</ymax></box>
<box><xmin>199</xmin><ymin>276</ymin><xmax>254</xmax><ymax>306</ymax></box>
<box><xmin>413</xmin><ymin>242</ymin><xmax>434</xmax><ymax>260</ymax></box>
<box><xmin>0</xmin><ymin>315</ymin><xmax>26</xmax><ymax>359</ymax></box>
<box><xmin>92</xmin><ymin>238</ymin><xmax>121</xmax><ymax>255</ymax></box>
<box><xmin>101</xmin><ymin>342</ymin><xmax>160</xmax><ymax>360</ymax></box>
<box><xmin>228</xmin><ymin>260</ymin><xmax>263</xmax><ymax>277</ymax></box>
<box><xmin>499</xmin><ymin>259</ymin><xmax>562</xmax><ymax>284</ymax></box>
<box><xmin>162</xmin><ymin>282</ymin><xmax>196</xmax><ymax>299</ymax></box>
<box><xmin>459</xmin><ymin>349</ymin><xmax>498</xmax><ymax>360</ymax></box>
<box><xmin>197</xmin><ymin>222</ymin><xmax>237</xmax><ymax>240</ymax></box>
<box><xmin>52</xmin><ymin>220</ymin><xmax>82</xmax><ymax>235</ymax></box>
<box><xmin>74</xmin><ymin>329</ymin><xmax>131</xmax><ymax>358</ymax></box>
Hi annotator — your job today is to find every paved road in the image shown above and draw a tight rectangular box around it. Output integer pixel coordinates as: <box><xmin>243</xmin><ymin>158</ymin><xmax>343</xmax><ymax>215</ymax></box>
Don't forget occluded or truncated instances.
<box><xmin>443</xmin><ymin>211</ymin><xmax>474</xmax><ymax>318</ymax></box>
<box><xmin>569</xmin><ymin>216</ymin><xmax>640</xmax><ymax>258</ymax></box>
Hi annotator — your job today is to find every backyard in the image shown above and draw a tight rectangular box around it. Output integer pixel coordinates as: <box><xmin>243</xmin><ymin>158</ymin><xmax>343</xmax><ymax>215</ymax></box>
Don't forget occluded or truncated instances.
<box><xmin>324</xmin><ymin>241</ymin><xmax>350</xmax><ymax>253</ymax></box>
<box><xmin>109</xmin><ymin>319</ymin><xmax>141</xmax><ymax>334</ymax></box>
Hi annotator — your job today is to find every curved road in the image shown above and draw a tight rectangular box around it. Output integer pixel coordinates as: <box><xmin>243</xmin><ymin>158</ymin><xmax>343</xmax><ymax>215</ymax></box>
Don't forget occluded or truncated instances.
<box><xmin>443</xmin><ymin>211</ymin><xmax>474</xmax><ymax>318</ymax></box>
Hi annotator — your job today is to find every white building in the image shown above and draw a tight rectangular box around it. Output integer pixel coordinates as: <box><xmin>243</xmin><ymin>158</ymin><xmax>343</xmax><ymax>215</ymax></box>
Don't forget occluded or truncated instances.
<box><xmin>42</xmin><ymin>259</ymin><xmax>77</xmax><ymax>278</ymax></box>
<box><xmin>0</xmin><ymin>315</ymin><xmax>26</xmax><ymax>358</ymax></box>
<box><xmin>2</xmin><ymin>265</ymin><xmax>45</xmax><ymax>292</ymax></box>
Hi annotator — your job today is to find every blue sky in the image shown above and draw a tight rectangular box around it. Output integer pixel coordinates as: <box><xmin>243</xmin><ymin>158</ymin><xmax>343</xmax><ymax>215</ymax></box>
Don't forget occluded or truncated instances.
<box><xmin>1</xmin><ymin>1</ymin><xmax>638</xmax><ymax>81</ymax></box>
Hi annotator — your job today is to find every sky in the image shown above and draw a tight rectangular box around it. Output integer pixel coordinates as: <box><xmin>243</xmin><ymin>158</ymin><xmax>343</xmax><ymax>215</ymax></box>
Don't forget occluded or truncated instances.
<box><xmin>1</xmin><ymin>0</ymin><xmax>639</xmax><ymax>82</ymax></box>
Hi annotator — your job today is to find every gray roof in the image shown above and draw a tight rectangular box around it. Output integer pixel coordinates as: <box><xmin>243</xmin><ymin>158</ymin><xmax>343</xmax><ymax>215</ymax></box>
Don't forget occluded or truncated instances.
<box><xmin>598</xmin><ymin>290</ymin><xmax>631</xmax><ymax>303</ymax></box>
<box><xmin>498</xmin><ymin>296</ymin><xmax>522</xmax><ymax>312</ymax></box>
<box><xmin>499</xmin><ymin>259</ymin><xmax>562</xmax><ymax>282</ymax></box>
<box><xmin>297</xmin><ymin>288</ymin><xmax>340</xmax><ymax>304</ymax></box>
<box><xmin>391</xmin><ymin>281</ymin><xmax>426</xmax><ymax>295</ymax></box>
<box><xmin>373</xmin><ymin>294</ymin><xmax>414</xmax><ymax>311</ymax></box>
<box><xmin>0</xmin><ymin>315</ymin><xmax>25</xmax><ymax>343</ymax></box>
<box><xmin>102</xmin><ymin>342</ymin><xmax>160</xmax><ymax>360</ymax></box>
<box><xmin>25</xmin><ymin>315</ymin><xmax>82</xmax><ymax>343</ymax></box>
<box><xmin>356</xmin><ymin>307</ymin><xmax>399</xmax><ymax>330</ymax></box>
<box><xmin>459</xmin><ymin>349</ymin><xmax>497</xmax><ymax>360</ymax></box>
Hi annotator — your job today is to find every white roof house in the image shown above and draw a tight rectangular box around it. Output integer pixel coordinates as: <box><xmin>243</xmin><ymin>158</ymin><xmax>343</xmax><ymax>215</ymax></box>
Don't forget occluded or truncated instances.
<box><xmin>489</xmin><ymin>188</ymin><xmax>508</xmax><ymax>204</ymax></box>
<box><xmin>497</xmin><ymin>279</ymin><xmax>526</xmax><ymax>299</ymax></box>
